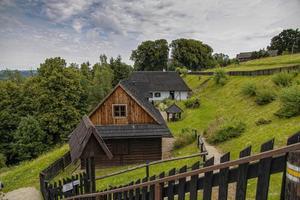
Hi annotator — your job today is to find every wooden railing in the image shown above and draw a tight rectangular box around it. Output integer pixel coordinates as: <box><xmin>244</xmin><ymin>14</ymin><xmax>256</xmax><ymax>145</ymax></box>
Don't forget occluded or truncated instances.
<box><xmin>189</xmin><ymin>64</ymin><xmax>300</xmax><ymax>76</ymax></box>
<box><xmin>64</xmin><ymin>132</ymin><xmax>300</xmax><ymax>200</ymax></box>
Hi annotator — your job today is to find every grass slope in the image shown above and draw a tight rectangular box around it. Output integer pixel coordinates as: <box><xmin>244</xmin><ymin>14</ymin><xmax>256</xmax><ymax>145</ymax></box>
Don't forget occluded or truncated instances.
<box><xmin>0</xmin><ymin>145</ymin><xmax>69</xmax><ymax>192</ymax></box>
<box><xmin>206</xmin><ymin>53</ymin><xmax>300</xmax><ymax>72</ymax></box>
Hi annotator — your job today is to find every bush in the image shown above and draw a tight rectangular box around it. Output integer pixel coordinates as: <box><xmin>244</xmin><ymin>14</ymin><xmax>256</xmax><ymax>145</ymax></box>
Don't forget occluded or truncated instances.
<box><xmin>207</xmin><ymin>119</ymin><xmax>246</xmax><ymax>144</ymax></box>
<box><xmin>255</xmin><ymin>118</ymin><xmax>272</xmax><ymax>126</ymax></box>
<box><xmin>184</xmin><ymin>97</ymin><xmax>200</xmax><ymax>109</ymax></box>
<box><xmin>241</xmin><ymin>82</ymin><xmax>257</xmax><ymax>96</ymax></box>
<box><xmin>0</xmin><ymin>154</ymin><xmax>6</xmax><ymax>168</ymax></box>
<box><xmin>213</xmin><ymin>68</ymin><xmax>228</xmax><ymax>85</ymax></box>
<box><xmin>175</xmin><ymin>67</ymin><xmax>188</xmax><ymax>76</ymax></box>
<box><xmin>275</xmin><ymin>85</ymin><xmax>300</xmax><ymax>118</ymax></box>
<box><xmin>173</xmin><ymin>128</ymin><xmax>197</xmax><ymax>149</ymax></box>
<box><xmin>255</xmin><ymin>88</ymin><xmax>276</xmax><ymax>105</ymax></box>
<box><xmin>272</xmin><ymin>72</ymin><xmax>294</xmax><ymax>87</ymax></box>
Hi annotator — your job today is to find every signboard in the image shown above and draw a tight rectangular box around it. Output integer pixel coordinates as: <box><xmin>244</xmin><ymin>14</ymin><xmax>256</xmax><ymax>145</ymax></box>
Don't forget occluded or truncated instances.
<box><xmin>62</xmin><ymin>179</ymin><xmax>80</xmax><ymax>192</ymax></box>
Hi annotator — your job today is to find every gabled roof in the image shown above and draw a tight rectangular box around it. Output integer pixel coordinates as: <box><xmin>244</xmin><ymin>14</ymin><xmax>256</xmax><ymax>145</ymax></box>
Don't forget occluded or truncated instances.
<box><xmin>165</xmin><ymin>103</ymin><xmax>183</xmax><ymax>114</ymax></box>
<box><xmin>89</xmin><ymin>80</ymin><xmax>165</xmax><ymax>125</ymax></box>
<box><xmin>95</xmin><ymin>124</ymin><xmax>172</xmax><ymax>139</ymax></box>
<box><xmin>128</xmin><ymin>71</ymin><xmax>191</xmax><ymax>91</ymax></box>
<box><xmin>69</xmin><ymin>115</ymin><xmax>113</xmax><ymax>162</ymax></box>
<box><xmin>236</xmin><ymin>52</ymin><xmax>252</xmax><ymax>59</ymax></box>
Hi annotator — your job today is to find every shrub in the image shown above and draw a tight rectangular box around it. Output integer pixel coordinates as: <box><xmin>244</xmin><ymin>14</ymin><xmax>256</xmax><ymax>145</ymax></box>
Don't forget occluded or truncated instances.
<box><xmin>184</xmin><ymin>97</ymin><xmax>200</xmax><ymax>108</ymax></box>
<box><xmin>0</xmin><ymin>154</ymin><xmax>6</xmax><ymax>168</ymax></box>
<box><xmin>241</xmin><ymin>82</ymin><xmax>257</xmax><ymax>96</ymax></box>
<box><xmin>255</xmin><ymin>118</ymin><xmax>272</xmax><ymax>126</ymax></box>
<box><xmin>207</xmin><ymin>119</ymin><xmax>246</xmax><ymax>144</ymax></box>
<box><xmin>175</xmin><ymin>67</ymin><xmax>188</xmax><ymax>77</ymax></box>
<box><xmin>173</xmin><ymin>128</ymin><xmax>197</xmax><ymax>149</ymax></box>
<box><xmin>272</xmin><ymin>72</ymin><xmax>294</xmax><ymax>87</ymax></box>
<box><xmin>275</xmin><ymin>85</ymin><xmax>300</xmax><ymax>118</ymax></box>
<box><xmin>255</xmin><ymin>88</ymin><xmax>276</xmax><ymax>105</ymax></box>
<box><xmin>213</xmin><ymin>68</ymin><xmax>228</xmax><ymax>85</ymax></box>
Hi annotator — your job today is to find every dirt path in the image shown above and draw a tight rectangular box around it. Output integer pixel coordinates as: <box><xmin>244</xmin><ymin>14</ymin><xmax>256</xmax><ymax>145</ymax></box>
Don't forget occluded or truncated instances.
<box><xmin>4</xmin><ymin>187</ymin><xmax>42</xmax><ymax>200</ymax></box>
<box><xmin>202</xmin><ymin>138</ymin><xmax>222</xmax><ymax>163</ymax></box>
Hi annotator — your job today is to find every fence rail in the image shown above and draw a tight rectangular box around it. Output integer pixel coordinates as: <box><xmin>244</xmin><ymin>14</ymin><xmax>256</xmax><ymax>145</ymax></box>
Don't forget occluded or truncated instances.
<box><xmin>189</xmin><ymin>64</ymin><xmax>300</xmax><ymax>76</ymax></box>
<box><xmin>64</xmin><ymin>132</ymin><xmax>300</xmax><ymax>200</ymax></box>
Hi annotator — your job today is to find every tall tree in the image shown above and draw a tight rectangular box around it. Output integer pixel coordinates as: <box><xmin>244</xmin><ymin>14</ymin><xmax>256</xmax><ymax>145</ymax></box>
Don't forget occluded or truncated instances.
<box><xmin>131</xmin><ymin>39</ymin><xmax>169</xmax><ymax>71</ymax></box>
<box><xmin>170</xmin><ymin>38</ymin><xmax>215</xmax><ymax>70</ymax></box>
<box><xmin>268</xmin><ymin>28</ymin><xmax>300</xmax><ymax>54</ymax></box>
<box><xmin>110</xmin><ymin>55</ymin><xmax>132</xmax><ymax>86</ymax></box>
<box><xmin>213</xmin><ymin>53</ymin><xmax>231</xmax><ymax>67</ymax></box>
<box><xmin>13</xmin><ymin>116</ymin><xmax>47</xmax><ymax>161</ymax></box>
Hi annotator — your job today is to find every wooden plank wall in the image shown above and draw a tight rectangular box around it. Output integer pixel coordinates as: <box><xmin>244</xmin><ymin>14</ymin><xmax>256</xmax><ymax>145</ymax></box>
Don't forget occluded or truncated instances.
<box><xmin>90</xmin><ymin>86</ymin><xmax>156</xmax><ymax>125</ymax></box>
<box><xmin>81</xmin><ymin>137</ymin><xmax>162</xmax><ymax>168</ymax></box>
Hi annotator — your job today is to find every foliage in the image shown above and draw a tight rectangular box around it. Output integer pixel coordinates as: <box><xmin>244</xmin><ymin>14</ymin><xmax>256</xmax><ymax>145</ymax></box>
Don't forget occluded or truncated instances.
<box><xmin>170</xmin><ymin>38</ymin><xmax>216</xmax><ymax>70</ymax></box>
<box><xmin>268</xmin><ymin>28</ymin><xmax>300</xmax><ymax>54</ymax></box>
<box><xmin>110</xmin><ymin>56</ymin><xmax>132</xmax><ymax>86</ymax></box>
<box><xmin>173</xmin><ymin>128</ymin><xmax>197</xmax><ymax>149</ymax></box>
<box><xmin>175</xmin><ymin>67</ymin><xmax>188</xmax><ymax>76</ymax></box>
<box><xmin>255</xmin><ymin>88</ymin><xmax>276</xmax><ymax>105</ymax></box>
<box><xmin>241</xmin><ymin>82</ymin><xmax>257</xmax><ymax>96</ymax></box>
<box><xmin>213</xmin><ymin>53</ymin><xmax>231</xmax><ymax>67</ymax></box>
<box><xmin>13</xmin><ymin>116</ymin><xmax>47</xmax><ymax>162</ymax></box>
<box><xmin>251</xmin><ymin>49</ymin><xmax>269</xmax><ymax>59</ymax></box>
<box><xmin>207</xmin><ymin>119</ymin><xmax>246</xmax><ymax>144</ymax></box>
<box><xmin>275</xmin><ymin>85</ymin><xmax>300</xmax><ymax>118</ymax></box>
<box><xmin>272</xmin><ymin>72</ymin><xmax>294</xmax><ymax>87</ymax></box>
<box><xmin>213</xmin><ymin>68</ymin><xmax>228</xmax><ymax>85</ymax></box>
<box><xmin>183</xmin><ymin>97</ymin><xmax>200</xmax><ymax>108</ymax></box>
<box><xmin>255</xmin><ymin>118</ymin><xmax>272</xmax><ymax>126</ymax></box>
<box><xmin>0</xmin><ymin>154</ymin><xmax>6</xmax><ymax>169</ymax></box>
<box><xmin>131</xmin><ymin>39</ymin><xmax>169</xmax><ymax>71</ymax></box>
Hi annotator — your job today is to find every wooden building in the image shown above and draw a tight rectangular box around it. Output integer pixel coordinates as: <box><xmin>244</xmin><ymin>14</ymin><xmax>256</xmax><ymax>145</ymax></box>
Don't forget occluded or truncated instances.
<box><xmin>69</xmin><ymin>80</ymin><xmax>172</xmax><ymax>168</ymax></box>
<box><xmin>165</xmin><ymin>104</ymin><xmax>183</xmax><ymax>121</ymax></box>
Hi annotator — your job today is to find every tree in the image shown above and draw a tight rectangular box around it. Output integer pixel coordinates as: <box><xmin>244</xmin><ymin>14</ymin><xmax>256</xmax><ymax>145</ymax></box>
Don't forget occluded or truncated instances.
<box><xmin>88</xmin><ymin>63</ymin><xmax>113</xmax><ymax>108</ymax></box>
<box><xmin>213</xmin><ymin>53</ymin><xmax>231</xmax><ymax>67</ymax></box>
<box><xmin>13</xmin><ymin>116</ymin><xmax>47</xmax><ymax>161</ymax></box>
<box><xmin>110</xmin><ymin>56</ymin><xmax>132</xmax><ymax>86</ymax></box>
<box><xmin>170</xmin><ymin>39</ymin><xmax>215</xmax><ymax>71</ymax></box>
<box><xmin>268</xmin><ymin>28</ymin><xmax>300</xmax><ymax>54</ymax></box>
<box><xmin>131</xmin><ymin>39</ymin><xmax>169</xmax><ymax>71</ymax></box>
<box><xmin>0</xmin><ymin>153</ymin><xmax>6</xmax><ymax>168</ymax></box>
<box><xmin>36</xmin><ymin>57</ymin><xmax>87</xmax><ymax>143</ymax></box>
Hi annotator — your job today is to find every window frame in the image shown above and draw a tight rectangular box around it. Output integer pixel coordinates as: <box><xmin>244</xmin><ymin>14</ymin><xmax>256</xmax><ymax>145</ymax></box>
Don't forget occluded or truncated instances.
<box><xmin>112</xmin><ymin>104</ymin><xmax>127</xmax><ymax>118</ymax></box>
<box><xmin>154</xmin><ymin>92</ymin><xmax>161</xmax><ymax>97</ymax></box>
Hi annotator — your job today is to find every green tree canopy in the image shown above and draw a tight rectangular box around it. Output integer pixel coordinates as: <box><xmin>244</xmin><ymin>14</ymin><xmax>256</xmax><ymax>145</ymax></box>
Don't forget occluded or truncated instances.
<box><xmin>110</xmin><ymin>55</ymin><xmax>132</xmax><ymax>86</ymax></box>
<box><xmin>170</xmin><ymin>38</ymin><xmax>215</xmax><ymax>70</ymax></box>
<box><xmin>13</xmin><ymin>116</ymin><xmax>47</xmax><ymax>161</ymax></box>
<box><xmin>131</xmin><ymin>39</ymin><xmax>169</xmax><ymax>71</ymax></box>
<box><xmin>268</xmin><ymin>28</ymin><xmax>300</xmax><ymax>54</ymax></box>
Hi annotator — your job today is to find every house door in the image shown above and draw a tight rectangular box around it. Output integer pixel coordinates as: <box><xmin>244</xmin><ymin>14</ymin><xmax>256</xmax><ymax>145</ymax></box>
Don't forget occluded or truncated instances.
<box><xmin>170</xmin><ymin>91</ymin><xmax>175</xmax><ymax>100</ymax></box>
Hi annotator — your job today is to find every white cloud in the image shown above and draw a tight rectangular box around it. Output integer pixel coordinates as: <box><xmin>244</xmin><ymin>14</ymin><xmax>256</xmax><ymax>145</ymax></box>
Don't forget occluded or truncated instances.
<box><xmin>0</xmin><ymin>0</ymin><xmax>300</xmax><ymax>69</ymax></box>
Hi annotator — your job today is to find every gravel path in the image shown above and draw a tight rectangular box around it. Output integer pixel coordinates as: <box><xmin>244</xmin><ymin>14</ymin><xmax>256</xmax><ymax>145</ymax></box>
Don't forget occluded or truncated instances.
<box><xmin>4</xmin><ymin>187</ymin><xmax>42</xmax><ymax>200</ymax></box>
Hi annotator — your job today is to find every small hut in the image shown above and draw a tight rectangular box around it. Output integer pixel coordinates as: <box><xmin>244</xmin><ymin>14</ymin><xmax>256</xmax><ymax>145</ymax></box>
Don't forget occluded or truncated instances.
<box><xmin>165</xmin><ymin>104</ymin><xmax>183</xmax><ymax>121</ymax></box>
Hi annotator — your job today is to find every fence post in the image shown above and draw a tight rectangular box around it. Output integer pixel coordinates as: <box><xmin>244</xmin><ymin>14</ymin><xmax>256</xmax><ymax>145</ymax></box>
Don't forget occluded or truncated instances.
<box><xmin>285</xmin><ymin>150</ymin><xmax>300</xmax><ymax>199</ymax></box>
<box><xmin>86</xmin><ymin>156</ymin><xmax>96</xmax><ymax>193</ymax></box>
<box><xmin>146</xmin><ymin>161</ymin><xmax>150</xmax><ymax>179</ymax></box>
<box><xmin>155</xmin><ymin>183</ymin><xmax>161</xmax><ymax>200</ymax></box>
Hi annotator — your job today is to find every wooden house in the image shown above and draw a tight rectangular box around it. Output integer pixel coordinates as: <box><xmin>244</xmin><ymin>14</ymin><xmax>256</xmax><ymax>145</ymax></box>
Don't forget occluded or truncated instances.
<box><xmin>69</xmin><ymin>80</ymin><xmax>172</xmax><ymax>168</ymax></box>
<box><xmin>128</xmin><ymin>71</ymin><xmax>191</xmax><ymax>101</ymax></box>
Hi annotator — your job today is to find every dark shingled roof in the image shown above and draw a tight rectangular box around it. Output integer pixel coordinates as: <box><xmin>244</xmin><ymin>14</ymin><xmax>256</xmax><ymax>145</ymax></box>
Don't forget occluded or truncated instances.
<box><xmin>128</xmin><ymin>71</ymin><xmax>191</xmax><ymax>92</ymax></box>
<box><xmin>165</xmin><ymin>104</ymin><xmax>183</xmax><ymax>114</ymax></box>
<box><xmin>69</xmin><ymin>115</ymin><xmax>113</xmax><ymax>162</ymax></box>
<box><xmin>96</xmin><ymin>124</ymin><xmax>172</xmax><ymax>139</ymax></box>
<box><xmin>236</xmin><ymin>52</ymin><xmax>252</xmax><ymax>59</ymax></box>
<box><xmin>120</xmin><ymin>80</ymin><xmax>165</xmax><ymax>124</ymax></box>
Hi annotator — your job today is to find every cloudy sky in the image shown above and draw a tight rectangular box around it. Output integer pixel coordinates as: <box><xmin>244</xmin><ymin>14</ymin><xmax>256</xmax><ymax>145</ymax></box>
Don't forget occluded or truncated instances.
<box><xmin>0</xmin><ymin>0</ymin><xmax>299</xmax><ymax>70</ymax></box>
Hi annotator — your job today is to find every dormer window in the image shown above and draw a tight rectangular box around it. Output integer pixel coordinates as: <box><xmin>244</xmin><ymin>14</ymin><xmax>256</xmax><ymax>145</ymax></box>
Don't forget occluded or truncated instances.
<box><xmin>113</xmin><ymin>104</ymin><xmax>127</xmax><ymax>117</ymax></box>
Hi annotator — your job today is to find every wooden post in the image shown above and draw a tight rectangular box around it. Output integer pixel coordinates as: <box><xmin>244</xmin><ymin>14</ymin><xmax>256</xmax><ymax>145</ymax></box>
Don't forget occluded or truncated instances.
<box><xmin>146</xmin><ymin>161</ymin><xmax>150</xmax><ymax>179</ymax></box>
<box><xmin>285</xmin><ymin>150</ymin><xmax>300</xmax><ymax>199</ymax></box>
<box><xmin>155</xmin><ymin>183</ymin><xmax>161</xmax><ymax>200</ymax></box>
<box><xmin>88</xmin><ymin>156</ymin><xmax>96</xmax><ymax>193</ymax></box>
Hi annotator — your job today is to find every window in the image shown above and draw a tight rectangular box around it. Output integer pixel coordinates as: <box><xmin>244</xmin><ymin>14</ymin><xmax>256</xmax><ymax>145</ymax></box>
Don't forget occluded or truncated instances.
<box><xmin>154</xmin><ymin>92</ymin><xmax>161</xmax><ymax>97</ymax></box>
<box><xmin>113</xmin><ymin>104</ymin><xmax>127</xmax><ymax>117</ymax></box>
<box><xmin>149</xmin><ymin>92</ymin><xmax>153</xmax><ymax>98</ymax></box>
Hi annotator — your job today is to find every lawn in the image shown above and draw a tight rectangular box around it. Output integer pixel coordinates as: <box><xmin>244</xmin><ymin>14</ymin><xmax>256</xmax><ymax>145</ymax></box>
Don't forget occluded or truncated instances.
<box><xmin>205</xmin><ymin>53</ymin><xmax>300</xmax><ymax>72</ymax></box>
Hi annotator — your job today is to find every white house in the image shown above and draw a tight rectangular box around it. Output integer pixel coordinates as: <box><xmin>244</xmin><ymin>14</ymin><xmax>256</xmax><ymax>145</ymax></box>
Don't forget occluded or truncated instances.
<box><xmin>128</xmin><ymin>71</ymin><xmax>191</xmax><ymax>101</ymax></box>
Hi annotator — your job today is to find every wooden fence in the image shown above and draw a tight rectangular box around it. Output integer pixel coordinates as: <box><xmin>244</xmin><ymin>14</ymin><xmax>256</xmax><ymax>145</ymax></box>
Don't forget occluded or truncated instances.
<box><xmin>40</xmin><ymin>151</ymin><xmax>72</xmax><ymax>199</ymax></box>
<box><xmin>64</xmin><ymin>132</ymin><xmax>300</xmax><ymax>200</ymax></box>
<box><xmin>189</xmin><ymin>64</ymin><xmax>300</xmax><ymax>76</ymax></box>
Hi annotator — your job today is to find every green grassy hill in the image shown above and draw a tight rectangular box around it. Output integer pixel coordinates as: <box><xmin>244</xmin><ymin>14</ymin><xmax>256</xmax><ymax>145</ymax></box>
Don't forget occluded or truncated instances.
<box><xmin>1</xmin><ymin>55</ymin><xmax>300</xmax><ymax>198</ymax></box>
<box><xmin>206</xmin><ymin>53</ymin><xmax>300</xmax><ymax>71</ymax></box>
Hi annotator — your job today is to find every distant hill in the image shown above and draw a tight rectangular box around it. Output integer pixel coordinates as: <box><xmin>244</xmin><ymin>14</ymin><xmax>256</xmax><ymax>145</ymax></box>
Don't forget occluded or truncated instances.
<box><xmin>0</xmin><ymin>70</ymin><xmax>37</xmax><ymax>80</ymax></box>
